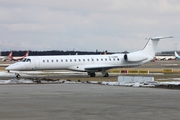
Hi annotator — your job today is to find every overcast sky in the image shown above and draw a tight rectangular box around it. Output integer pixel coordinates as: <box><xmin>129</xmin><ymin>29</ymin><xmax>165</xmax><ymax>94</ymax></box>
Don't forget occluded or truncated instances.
<box><xmin>0</xmin><ymin>0</ymin><xmax>180</xmax><ymax>52</ymax></box>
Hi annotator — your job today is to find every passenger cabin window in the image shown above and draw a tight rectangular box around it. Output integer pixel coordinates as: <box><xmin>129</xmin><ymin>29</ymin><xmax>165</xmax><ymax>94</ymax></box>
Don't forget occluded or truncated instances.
<box><xmin>56</xmin><ymin>59</ymin><xmax>58</xmax><ymax>62</ymax></box>
<box><xmin>43</xmin><ymin>60</ymin><xmax>45</xmax><ymax>63</ymax></box>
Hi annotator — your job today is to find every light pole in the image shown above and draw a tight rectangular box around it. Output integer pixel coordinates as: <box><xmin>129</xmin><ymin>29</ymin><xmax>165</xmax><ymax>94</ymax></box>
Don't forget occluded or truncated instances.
<box><xmin>174</xmin><ymin>43</ymin><xmax>177</xmax><ymax>52</ymax></box>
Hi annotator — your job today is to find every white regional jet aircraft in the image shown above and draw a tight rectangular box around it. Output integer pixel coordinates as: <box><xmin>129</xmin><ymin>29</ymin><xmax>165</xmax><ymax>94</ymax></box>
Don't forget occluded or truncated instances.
<box><xmin>6</xmin><ymin>36</ymin><xmax>173</xmax><ymax>78</ymax></box>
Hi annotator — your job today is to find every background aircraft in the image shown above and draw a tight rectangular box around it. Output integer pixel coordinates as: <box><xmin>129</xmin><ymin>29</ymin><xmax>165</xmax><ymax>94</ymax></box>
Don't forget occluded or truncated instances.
<box><xmin>11</xmin><ymin>51</ymin><xmax>29</xmax><ymax>61</ymax></box>
<box><xmin>0</xmin><ymin>51</ymin><xmax>13</xmax><ymax>61</ymax></box>
<box><xmin>0</xmin><ymin>51</ymin><xmax>29</xmax><ymax>61</ymax></box>
<box><xmin>175</xmin><ymin>51</ymin><xmax>180</xmax><ymax>59</ymax></box>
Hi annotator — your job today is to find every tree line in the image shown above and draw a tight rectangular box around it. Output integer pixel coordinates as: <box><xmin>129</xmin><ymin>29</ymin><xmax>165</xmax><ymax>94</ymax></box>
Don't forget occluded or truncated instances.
<box><xmin>1</xmin><ymin>50</ymin><xmax>116</xmax><ymax>56</ymax></box>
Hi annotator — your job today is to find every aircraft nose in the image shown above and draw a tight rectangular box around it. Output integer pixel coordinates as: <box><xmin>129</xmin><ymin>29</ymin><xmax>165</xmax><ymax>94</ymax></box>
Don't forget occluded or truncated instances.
<box><xmin>5</xmin><ymin>63</ymin><xmax>20</xmax><ymax>71</ymax></box>
<box><xmin>5</xmin><ymin>65</ymin><xmax>14</xmax><ymax>71</ymax></box>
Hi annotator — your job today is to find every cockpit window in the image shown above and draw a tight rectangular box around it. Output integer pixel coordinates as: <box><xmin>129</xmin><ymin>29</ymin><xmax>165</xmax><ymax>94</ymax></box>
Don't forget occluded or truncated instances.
<box><xmin>21</xmin><ymin>58</ymin><xmax>31</xmax><ymax>62</ymax></box>
<box><xmin>21</xmin><ymin>58</ymin><xmax>27</xmax><ymax>62</ymax></box>
<box><xmin>26</xmin><ymin>59</ymin><xmax>31</xmax><ymax>62</ymax></box>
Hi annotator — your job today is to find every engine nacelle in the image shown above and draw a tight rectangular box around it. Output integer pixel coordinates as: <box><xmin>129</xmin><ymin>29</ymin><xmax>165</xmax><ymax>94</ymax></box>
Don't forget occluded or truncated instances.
<box><xmin>124</xmin><ymin>53</ymin><xmax>148</xmax><ymax>62</ymax></box>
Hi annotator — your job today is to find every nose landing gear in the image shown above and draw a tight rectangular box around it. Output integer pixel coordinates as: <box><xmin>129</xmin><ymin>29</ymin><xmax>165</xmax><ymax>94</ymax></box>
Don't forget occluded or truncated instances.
<box><xmin>15</xmin><ymin>73</ymin><xmax>21</xmax><ymax>78</ymax></box>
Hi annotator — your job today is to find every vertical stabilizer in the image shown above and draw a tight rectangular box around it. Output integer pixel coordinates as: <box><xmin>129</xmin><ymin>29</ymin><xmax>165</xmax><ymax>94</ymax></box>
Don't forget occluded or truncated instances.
<box><xmin>142</xmin><ymin>36</ymin><xmax>173</xmax><ymax>57</ymax></box>
<box><xmin>8</xmin><ymin>51</ymin><xmax>13</xmax><ymax>61</ymax></box>
<box><xmin>175</xmin><ymin>51</ymin><xmax>180</xmax><ymax>59</ymax></box>
<box><xmin>24</xmin><ymin>51</ymin><xmax>29</xmax><ymax>57</ymax></box>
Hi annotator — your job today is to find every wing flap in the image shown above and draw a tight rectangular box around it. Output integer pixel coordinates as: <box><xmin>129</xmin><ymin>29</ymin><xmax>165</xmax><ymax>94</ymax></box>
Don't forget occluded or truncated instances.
<box><xmin>84</xmin><ymin>64</ymin><xmax>118</xmax><ymax>71</ymax></box>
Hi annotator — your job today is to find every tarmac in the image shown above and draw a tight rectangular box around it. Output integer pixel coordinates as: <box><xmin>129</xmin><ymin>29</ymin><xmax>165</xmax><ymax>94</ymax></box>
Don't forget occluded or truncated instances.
<box><xmin>0</xmin><ymin>60</ymin><xmax>180</xmax><ymax>120</ymax></box>
<box><xmin>0</xmin><ymin>84</ymin><xmax>180</xmax><ymax>120</ymax></box>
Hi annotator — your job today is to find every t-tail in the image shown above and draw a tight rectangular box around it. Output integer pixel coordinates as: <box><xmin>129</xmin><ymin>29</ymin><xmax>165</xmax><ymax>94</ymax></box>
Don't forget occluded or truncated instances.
<box><xmin>142</xmin><ymin>36</ymin><xmax>173</xmax><ymax>57</ymax></box>
<box><xmin>124</xmin><ymin>36</ymin><xmax>173</xmax><ymax>63</ymax></box>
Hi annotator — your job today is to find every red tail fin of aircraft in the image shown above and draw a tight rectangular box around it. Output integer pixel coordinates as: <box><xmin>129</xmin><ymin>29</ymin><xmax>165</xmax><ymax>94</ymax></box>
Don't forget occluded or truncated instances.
<box><xmin>11</xmin><ymin>51</ymin><xmax>29</xmax><ymax>61</ymax></box>
<box><xmin>8</xmin><ymin>51</ymin><xmax>13</xmax><ymax>61</ymax></box>
<box><xmin>22</xmin><ymin>51</ymin><xmax>29</xmax><ymax>58</ymax></box>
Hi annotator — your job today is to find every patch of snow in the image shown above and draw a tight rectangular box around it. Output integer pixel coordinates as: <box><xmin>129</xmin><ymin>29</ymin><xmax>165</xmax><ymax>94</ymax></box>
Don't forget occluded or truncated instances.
<box><xmin>159</xmin><ymin>82</ymin><xmax>180</xmax><ymax>85</ymax></box>
<box><xmin>0</xmin><ymin>79</ymin><xmax>35</xmax><ymax>84</ymax></box>
<box><xmin>171</xmin><ymin>78</ymin><xmax>180</xmax><ymax>81</ymax></box>
<box><xmin>0</xmin><ymin>78</ymin><xmax>180</xmax><ymax>88</ymax></box>
<box><xmin>101</xmin><ymin>81</ymin><xmax>119</xmax><ymax>85</ymax></box>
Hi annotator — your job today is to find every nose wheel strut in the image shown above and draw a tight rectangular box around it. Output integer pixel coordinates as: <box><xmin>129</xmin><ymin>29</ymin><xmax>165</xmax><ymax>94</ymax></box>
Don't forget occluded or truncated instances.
<box><xmin>15</xmin><ymin>73</ymin><xmax>21</xmax><ymax>78</ymax></box>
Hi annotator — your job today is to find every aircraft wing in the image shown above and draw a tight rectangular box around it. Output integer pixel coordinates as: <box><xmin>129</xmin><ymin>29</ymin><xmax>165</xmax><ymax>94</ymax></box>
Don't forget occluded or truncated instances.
<box><xmin>68</xmin><ymin>64</ymin><xmax>118</xmax><ymax>72</ymax></box>
<box><xmin>84</xmin><ymin>64</ymin><xmax>118</xmax><ymax>71</ymax></box>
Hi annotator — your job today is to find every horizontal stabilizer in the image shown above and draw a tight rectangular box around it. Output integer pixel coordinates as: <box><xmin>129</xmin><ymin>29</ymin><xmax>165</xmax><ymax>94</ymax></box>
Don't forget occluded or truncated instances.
<box><xmin>150</xmin><ymin>36</ymin><xmax>173</xmax><ymax>40</ymax></box>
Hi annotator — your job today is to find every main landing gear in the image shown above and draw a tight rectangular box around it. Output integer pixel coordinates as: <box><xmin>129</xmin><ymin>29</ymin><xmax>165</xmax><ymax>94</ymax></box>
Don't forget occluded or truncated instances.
<box><xmin>88</xmin><ymin>72</ymin><xmax>109</xmax><ymax>77</ymax></box>
<box><xmin>102</xmin><ymin>69</ymin><xmax>109</xmax><ymax>77</ymax></box>
<box><xmin>88</xmin><ymin>72</ymin><xmax>96</xmax><ymax>77</ymax></box>
<box><xmin>103</xmin><ymin>73</ymin><xmax>109</xmax><ymax>77</ymax></box>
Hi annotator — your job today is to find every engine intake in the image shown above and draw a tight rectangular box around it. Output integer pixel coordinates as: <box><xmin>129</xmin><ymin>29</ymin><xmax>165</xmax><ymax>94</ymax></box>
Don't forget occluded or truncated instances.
<box><xmin>124</xmin><ymin>54</ymin><xmax>128</xmax><ymax>61</ymax></box>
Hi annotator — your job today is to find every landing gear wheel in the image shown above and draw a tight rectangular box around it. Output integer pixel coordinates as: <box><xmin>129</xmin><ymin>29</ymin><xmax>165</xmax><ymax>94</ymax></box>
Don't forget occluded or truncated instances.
<box><xmin>89</xmin><ymin>72</ymin><xmax>96</xmax><ymax>77</ymax></box>
<box><xmin>103</xmin><ymin>73</ymin><xmax>109</xmax><ymax>77</ymax></box>
<box><xmin>15</xmin><ymin>73</ymin><xmax>21</xmax><ymax>78</ymax></box>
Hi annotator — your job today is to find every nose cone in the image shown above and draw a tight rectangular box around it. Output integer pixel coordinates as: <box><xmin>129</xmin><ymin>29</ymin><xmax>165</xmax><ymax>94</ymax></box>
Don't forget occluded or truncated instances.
<box><xmin>5</xmin><ymin>63</ymin><xmax>21</xmax><ymax>71</ymax></box>
<box><xmin>5</xmin><ymin>66</ymin><xmax>10</xmax><ymax>71</ymax></box>
<box><xmin>5</xmin><ymin>64</ymin><xmax>16</xmax><ymax>71</ymax></box>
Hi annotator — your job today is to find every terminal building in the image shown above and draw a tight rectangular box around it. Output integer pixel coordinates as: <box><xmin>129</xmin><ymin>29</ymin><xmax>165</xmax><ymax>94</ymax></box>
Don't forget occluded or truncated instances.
<box><xmin>155</xmin><ymin>51</ymin><xmax>177</xmax><ymax>60</ymax></box>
